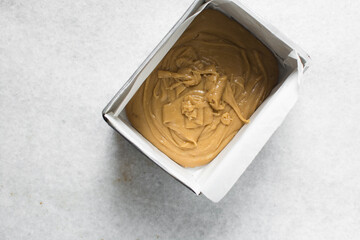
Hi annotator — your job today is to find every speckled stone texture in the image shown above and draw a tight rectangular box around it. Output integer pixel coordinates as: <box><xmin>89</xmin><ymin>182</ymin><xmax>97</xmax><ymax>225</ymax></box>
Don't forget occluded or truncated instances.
<box><xmin>1</xmin><ymin>0</ymin><xmax>359</xmax><ymax>239</ymax></box>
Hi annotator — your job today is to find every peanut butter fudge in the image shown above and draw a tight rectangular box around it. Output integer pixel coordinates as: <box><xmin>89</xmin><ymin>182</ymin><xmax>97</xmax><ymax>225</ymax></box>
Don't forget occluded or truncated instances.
<box><xmin>126</xmin><ymin>9</ymin><xmax>279</xmax><ymax>167</ymax></box>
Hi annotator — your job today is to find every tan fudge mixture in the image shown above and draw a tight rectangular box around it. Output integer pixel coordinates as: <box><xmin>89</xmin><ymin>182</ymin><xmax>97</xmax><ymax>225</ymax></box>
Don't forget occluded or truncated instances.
<box><xmin>126</xmin><ymin>9</ymin><xmax>279</xmax><ymax>167</ymax></box>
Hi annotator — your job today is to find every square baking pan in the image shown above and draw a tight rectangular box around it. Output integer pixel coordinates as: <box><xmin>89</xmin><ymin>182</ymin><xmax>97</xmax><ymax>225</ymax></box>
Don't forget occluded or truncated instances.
<box><xmin>102</xmin><ymin>0</ymin><xmax>311</xmax><ymax>202</ymax></box>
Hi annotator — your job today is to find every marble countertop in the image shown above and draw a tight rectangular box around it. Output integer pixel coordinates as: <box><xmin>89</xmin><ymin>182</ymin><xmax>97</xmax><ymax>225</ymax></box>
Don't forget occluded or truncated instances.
<box><xmin>1</xmin><ymin>0</ymin><xmax>359</xmax><ymax>239</ymax></box>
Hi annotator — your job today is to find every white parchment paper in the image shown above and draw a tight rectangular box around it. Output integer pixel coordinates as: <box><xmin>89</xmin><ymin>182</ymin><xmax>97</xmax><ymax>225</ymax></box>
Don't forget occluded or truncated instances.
<box><xmin>103</xmin><ymin>0</ymin><xmax>310</xmax><ymax>202</ymax></box>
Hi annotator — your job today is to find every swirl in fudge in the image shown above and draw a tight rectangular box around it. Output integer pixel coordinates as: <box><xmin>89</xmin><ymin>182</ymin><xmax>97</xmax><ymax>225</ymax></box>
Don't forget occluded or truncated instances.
<box><xmin>126</xmin><ymin>9</ymin><xmax>279</xmax><ymax>167</ymax></box>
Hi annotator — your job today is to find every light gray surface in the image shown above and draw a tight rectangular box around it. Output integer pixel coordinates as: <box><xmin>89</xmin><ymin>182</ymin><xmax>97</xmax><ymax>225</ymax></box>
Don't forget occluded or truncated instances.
<box><xmin>1</xmin><ymin>0</ymin><xmax>359</xmax><ymax>239</ymax></box>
